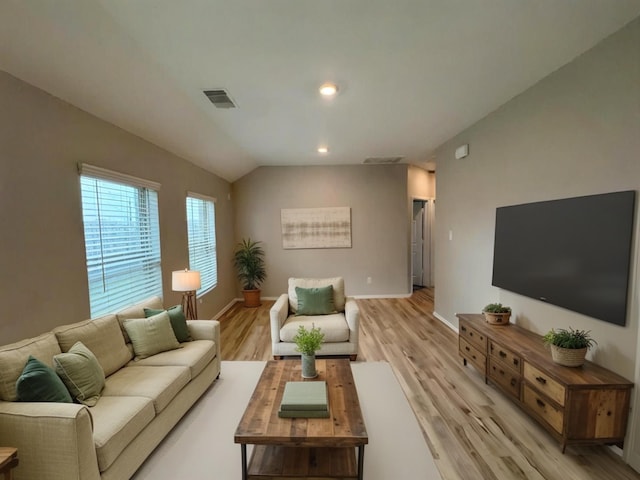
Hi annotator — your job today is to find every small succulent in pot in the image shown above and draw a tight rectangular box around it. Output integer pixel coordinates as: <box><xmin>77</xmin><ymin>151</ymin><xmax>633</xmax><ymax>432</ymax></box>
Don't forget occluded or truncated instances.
<box><xmin>483</xmin><ymin>303</ymin><xmax>511</xmax><ymax>314</ymax></box>
<box><xmin>482</xmin><ymin>303</ymin><xmax>511</xmax><ymax>325</ymax></box>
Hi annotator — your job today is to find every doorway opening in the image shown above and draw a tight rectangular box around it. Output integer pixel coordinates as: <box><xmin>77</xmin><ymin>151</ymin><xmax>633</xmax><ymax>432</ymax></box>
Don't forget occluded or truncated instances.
<box><xmin>412</xmin><ymin>199</ymin><xmax>434</xmax><ymax>290</ymax></box>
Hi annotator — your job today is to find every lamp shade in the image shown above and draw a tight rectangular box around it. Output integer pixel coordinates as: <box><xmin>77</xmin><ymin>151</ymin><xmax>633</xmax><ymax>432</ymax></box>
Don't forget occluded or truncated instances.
<box><xmin>172</xmin><ymin>269</ymin><xmax>201</xmax><ymax>292</ymax></box>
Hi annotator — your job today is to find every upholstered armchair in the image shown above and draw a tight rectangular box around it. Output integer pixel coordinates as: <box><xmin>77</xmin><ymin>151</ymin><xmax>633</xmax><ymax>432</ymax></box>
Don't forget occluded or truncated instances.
<box><xmin>270</xmin><ymin>277</ymin><xmax>359</xmax><ymax>360</ymax></box>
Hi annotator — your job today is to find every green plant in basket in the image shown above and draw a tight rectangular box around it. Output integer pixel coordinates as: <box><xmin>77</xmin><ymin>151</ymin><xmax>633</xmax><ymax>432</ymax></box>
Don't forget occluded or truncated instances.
<box><xmin>293</xmin><ymin>325</ymin><xmax>325</xmax><ymax>355</ymax></box>
<box><xmin>483</xmin><ymin>303</ymin><xmax>511</xmax><ymax>314</ymax></box>
<box><xmin>543</xmin><ymin>327</ymin><xmax>596</xmax><ymax>350</ymax></box>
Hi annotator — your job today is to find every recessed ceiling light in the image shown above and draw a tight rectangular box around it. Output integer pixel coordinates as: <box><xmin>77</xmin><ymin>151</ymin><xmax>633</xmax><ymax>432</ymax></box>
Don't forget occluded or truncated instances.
<box><xmin>319</xmin><ymin>83</ymin><xmax>338</xmax><ymax>96</ymax></box>
<box><xmin>317</xmin><ymin>147</ymin><xmax>329</xmax><ymax>154</ymax></box>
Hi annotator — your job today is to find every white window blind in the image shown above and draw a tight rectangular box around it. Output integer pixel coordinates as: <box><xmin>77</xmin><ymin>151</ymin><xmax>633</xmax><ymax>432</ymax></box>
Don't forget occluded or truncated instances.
<box><xmin>79</xmin><ymin>164</ymin><xmax>162</xmax><ymax>317</ymax></box>
<box><xmin>186</xmin><ymin>193</ymin><xmax>217</xmax><ymax>295</ymax></box>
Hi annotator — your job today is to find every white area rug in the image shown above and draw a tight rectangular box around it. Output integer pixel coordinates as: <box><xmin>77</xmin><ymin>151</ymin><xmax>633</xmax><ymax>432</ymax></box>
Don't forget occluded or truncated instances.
<box><xmin>133</xmin><ymin>361</ymin><xmax>441</xmax><ymax>479</ymax></box>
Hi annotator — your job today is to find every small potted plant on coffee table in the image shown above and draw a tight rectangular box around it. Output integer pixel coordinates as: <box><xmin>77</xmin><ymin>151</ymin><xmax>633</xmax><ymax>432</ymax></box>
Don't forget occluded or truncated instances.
<box><xmin>293</xmin><ymin>325</ymin><xmax>325</xmax><ymax>379</ymax></box>
<box><xmin>543</xmin><ymin>327</ymin><xmax>596</xmax><ymax>367</ymax></box>
<box><xmin>482</xmin><ymin>303</ymin><xmax>511</xmax><ymax>325</ymax></box>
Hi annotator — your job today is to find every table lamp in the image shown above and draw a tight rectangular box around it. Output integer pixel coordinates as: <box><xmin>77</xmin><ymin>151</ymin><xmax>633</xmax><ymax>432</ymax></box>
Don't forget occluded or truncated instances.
<box><xmin>172</xmin><ymin>269</ymin><xmax>201</xmax><ymax>320</ymax></box>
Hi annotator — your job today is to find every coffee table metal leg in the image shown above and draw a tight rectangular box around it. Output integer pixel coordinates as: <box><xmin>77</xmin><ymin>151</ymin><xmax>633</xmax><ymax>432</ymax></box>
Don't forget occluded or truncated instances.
<box><xmin>241</xmin><ymin>444</ymin><xmax>247</xmax><ymax>480</ymax></box>
<box><xmin>357</xmin><ymin>445</ymin><xmax>365</xmax><ymax>480</ymax></box>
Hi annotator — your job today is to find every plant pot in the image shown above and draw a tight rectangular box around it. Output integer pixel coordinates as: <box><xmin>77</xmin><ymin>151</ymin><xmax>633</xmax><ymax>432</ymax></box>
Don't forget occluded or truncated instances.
<box><xmin>483</xmin><ymin>311</ymin><xmax>511</xmax><ymax>325</ymax></box>
<box><xmin>242</xmin><ymin>289</ymin><xmax>261</xmax><ymax>308</ymax></box>
<box><xmin>301</xmin><ymin>353</ymin><xmax>317</xmax><ymax>379</ymax></box>
<box><xmin>550</xmin><ymin>344</ymin><xmax>587</xmax><ymax>367</ymax></box>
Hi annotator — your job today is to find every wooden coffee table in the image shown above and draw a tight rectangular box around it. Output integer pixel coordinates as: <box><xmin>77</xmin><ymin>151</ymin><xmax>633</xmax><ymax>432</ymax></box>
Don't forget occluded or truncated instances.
<box><xmin>234</xmin><ymin>359</ymin><xmax>368</xmax><ymax>480</ymax></box>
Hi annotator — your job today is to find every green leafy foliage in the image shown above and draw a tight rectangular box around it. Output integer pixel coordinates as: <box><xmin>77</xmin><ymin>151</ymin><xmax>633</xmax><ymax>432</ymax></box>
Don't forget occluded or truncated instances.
<box><xmin>543</xmin><ymin>327</ymin><xmax>596</xmax><ymax>350</ymax></box>
<box><xmin>233</xmin><ymin>238</ymin><xmax>266</xmax><ymax>290</ymax></box>
<box><xmin>483</xmin><ymin>303</ymin><xmax>511</xmax><ymax>313</ymax></box>
<box><xmin>293</xmin><ymin>325</ymin><xmax>325</xmax><ymax>355</ymax></box>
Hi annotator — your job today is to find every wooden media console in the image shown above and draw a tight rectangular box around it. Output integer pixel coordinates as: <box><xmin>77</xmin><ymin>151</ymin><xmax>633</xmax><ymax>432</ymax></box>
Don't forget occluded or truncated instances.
<box><xmin>457</xmin><ymin>313</ymin><xmax>633</xmax><ymax>452</ymax></box>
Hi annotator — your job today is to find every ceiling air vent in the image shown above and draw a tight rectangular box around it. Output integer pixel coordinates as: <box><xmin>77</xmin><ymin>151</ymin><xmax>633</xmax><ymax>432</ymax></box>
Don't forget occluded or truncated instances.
<box><xmin>203</xmin><ymin>89</ymin><xmax>236</xmax><ymax>109</ymax></box>
<box><xmin>363</xmin><ymin>156</ymin><xmax>405</xmax><ymax>164</ymax></box>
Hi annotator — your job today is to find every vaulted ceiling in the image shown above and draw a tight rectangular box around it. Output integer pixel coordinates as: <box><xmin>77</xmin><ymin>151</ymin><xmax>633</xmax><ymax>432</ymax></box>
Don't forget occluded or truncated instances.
<box><xmin>1</xmin><ymin>1</ymin><xmax>639</xmax><ymax>181</ymax></box>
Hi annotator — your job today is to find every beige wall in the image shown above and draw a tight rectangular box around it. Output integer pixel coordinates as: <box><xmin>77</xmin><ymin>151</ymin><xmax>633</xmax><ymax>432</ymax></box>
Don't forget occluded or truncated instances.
<box><xmin>0</xmin><ymin>71</ymin><xmax>236</xmax><ymax>344</ymax></box>
<box><xmin>433</xmin><ymin>18</ymin><xmax>640</xmax><ymax>379</ymax></box>
<box><xmin>232</xmin><ymin>164</ymin><xmax>410</xmax><ymax>297</ymax></box>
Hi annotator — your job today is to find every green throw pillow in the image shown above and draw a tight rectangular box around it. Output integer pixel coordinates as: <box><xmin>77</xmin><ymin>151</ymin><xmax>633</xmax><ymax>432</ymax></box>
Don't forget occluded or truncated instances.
<box><xmin>16</xmin><ymin>355</ymin><xmax>73</xmax><ymax>403</ymax></box>
<box><xmin>124</xmin><ymin>311</ymin><xmax>181</xmax><ymax>360</ymax></box>
<box><xmin>295</xmin><ymin>285</ymin><xmax>335</xmax><ymax>316</ymax></box>
<box><xmin>144</xmin><ymin>305</ymin><xmax>191</xmax><ymax>342</ymax></box>
<box><xmin>54</xmin><ymin>342</ymin><xmax>105</xmax><ymax>406</ymax></box>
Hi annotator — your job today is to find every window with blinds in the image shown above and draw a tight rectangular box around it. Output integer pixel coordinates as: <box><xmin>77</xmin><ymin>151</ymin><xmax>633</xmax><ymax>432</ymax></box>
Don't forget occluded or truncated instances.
<box><xmin>79</xmin><ymin>164</ymin><xmax>162</xmax><ymax>317</ymax></box>
<box><xmin>186</xmin><ymin>193</ymin><xmax>217</xmax><ymax>295</ymax></box>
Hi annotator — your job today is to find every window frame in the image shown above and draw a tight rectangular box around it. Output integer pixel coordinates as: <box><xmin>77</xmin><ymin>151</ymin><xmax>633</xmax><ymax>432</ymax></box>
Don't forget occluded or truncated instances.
<box><xmin>185</xmin><ymin>192</ymin><xmax>218</xmax><ymax>297</ymax></box>
<box><xmin>78</xmin><ymin>163</ymin><xmax>163</xmax><ymax>317</ymax></box>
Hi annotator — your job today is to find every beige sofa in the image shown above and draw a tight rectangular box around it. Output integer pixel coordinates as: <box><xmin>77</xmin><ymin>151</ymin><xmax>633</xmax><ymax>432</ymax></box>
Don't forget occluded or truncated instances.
<box><xmin>0</xmin><ymin>296</ymin><xmax>220</xmax><ymax>480</ymax></box>
<box><xmin>270</xmin><ymin>277</ymin><xmax>359</xmax><ymax>360</ymax></box>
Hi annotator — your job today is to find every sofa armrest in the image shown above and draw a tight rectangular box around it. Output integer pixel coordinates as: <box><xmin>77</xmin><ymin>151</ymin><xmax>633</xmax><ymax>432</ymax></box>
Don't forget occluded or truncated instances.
<box><xmin>187</xmin><ymin>319</ymin><xmax>219</xmax><ymax>341</ymax></box>
<box><xmin>345</xmin><ymin>297</ymin><xmax>360</xmax><ymax>343</ymax></box>
<box><xmin>0</xmin><ymin>401</ymin><xmax>99</xmax><ymax>480</ymax></box>
<box><xmin>187</xmin><ymin>320</ymin><xmax>221</xmax><ymax>359</ymax></box>
<box><xmin>270</xmin><ymin>294</ymin><xmax>289</xmax><ymax>345</ymax></box>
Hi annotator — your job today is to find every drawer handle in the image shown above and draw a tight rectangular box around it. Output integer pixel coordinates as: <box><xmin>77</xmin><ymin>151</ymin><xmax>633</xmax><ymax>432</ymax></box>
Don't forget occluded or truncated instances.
<box><xmin>461</xmin><ymin>326</ymin><xmax>467</xmax><ymax>332</ymax></box>
<box><xmin>510</xmin><ymin>379</ymin><xmax>517</xmax><ymax>387</ymax></box>
<box><xmin>469</xmin><ymin>332</ymin><xmax>474</xmax><ymax>337</ymax></box>
<box><xmin>472</xmin><ymin>355</ymin><xmax>477</xmax><ymax>360</ymax></box>
<box><xmin>465</xmin><ymin>346</ymin><xmax>470</xmax><ymax>352</ymax></box>
<box><xmin>499</xmin><ymin>369</ymin><xmax>505</xmax><ymax>375</ymax></box>
<box><xmin>535</xmin><ymin>376</ymin><xmax>547</xmax><ymax>385</ymax></box>
<box><xmin>513</xmin><ymin>359</ymin><xmax>519</xmax><ymax>366</ymax></box>
<box><xmin>536</xmin><ymin>398</ymin><xmax>546</xmax><ymax>408</ymax></box>
<box><xmin>499</xmin><ymin>351</ymin><xmax>507</xmax><ymax>358</ymax></box>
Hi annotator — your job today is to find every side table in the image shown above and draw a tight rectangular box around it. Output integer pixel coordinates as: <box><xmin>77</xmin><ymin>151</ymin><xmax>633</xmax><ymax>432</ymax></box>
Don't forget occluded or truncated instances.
<box><xmin>0</xmin><ymin>448</ymin><xmax>18</xmax><ymax>480</ymax></box>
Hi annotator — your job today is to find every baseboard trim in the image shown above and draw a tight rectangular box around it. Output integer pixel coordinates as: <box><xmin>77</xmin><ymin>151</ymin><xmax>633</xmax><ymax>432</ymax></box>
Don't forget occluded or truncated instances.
<box><xmin>212</xmin><ymin>299</ymin><xmax>240</xmax><ymax>320</ymax></box>
<box><xmin>433</xmin><ymin>311</ymin><xmax>458</xmax><ymax>333</ymax></box>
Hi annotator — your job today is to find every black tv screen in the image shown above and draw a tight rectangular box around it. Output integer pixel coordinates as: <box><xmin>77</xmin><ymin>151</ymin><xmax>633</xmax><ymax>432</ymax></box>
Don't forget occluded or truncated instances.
<box><xmin>492</xmin><ymin>191</ymin><xmax>636</xmax><ymax>326</ymax></box>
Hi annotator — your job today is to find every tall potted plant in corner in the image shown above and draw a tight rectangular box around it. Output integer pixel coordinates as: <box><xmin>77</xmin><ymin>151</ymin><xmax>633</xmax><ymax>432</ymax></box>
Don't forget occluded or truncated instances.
<box><xmin>233</xmin><ymin>238</ymin><xmax>266</xmax><ymax>307</ymax></box>
<box><xmin>293</xmin><ymin>325</ymin><xmax>324</xmax><ymax>378</ymax></box>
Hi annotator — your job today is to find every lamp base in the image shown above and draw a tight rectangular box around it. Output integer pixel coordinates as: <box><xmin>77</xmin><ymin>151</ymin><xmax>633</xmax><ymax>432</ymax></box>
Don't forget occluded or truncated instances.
<box><xmin>181</xmin><ymin>291</ymin><xmax>198</xmax><ymax>320</ymax></box>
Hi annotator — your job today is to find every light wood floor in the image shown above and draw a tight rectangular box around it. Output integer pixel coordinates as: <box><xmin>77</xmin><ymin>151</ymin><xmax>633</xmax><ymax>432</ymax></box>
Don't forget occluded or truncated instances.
<box><xmin>219</xmin><ymin>288</ymin><xmax>640</xmax><ymax>480</ymax></box>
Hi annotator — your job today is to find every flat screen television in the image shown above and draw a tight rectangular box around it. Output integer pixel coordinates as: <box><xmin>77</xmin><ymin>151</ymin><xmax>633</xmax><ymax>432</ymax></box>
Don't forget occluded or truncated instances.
<box><xmin>491</xmin><ymin>191</ymin><xmax>636</xmax><ymax>326</ymax></box>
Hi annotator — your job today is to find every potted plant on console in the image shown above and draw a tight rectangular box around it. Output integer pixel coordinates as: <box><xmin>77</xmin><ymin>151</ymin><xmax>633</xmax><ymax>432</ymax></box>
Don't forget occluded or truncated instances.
<box><xmin>482</xmin><ymin>303</ymin><xmax>511</xmax><ymax>325</ymax></box>
<box><xmin>233</xmin><ymin>238</ymin><xmax>267</xmax><ymax>307</ymax></box>
<box><xmin>543</xmin><ymin>327</ymin><xmax>596</xmax><ymax>367</ymax></box>
<box><xmin>293</xmin><ymin>325</ymin><xmax>325</xmax><ymax>379</ymax></box>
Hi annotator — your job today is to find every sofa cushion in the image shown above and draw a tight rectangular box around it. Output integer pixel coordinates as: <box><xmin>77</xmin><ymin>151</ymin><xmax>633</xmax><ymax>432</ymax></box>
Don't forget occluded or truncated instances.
<box><xmin>132</xmin><ymin>340</ymin><xmax>216</xmax><ymax>379</ymax></box>
<box><xmin>54</xmin><ymin>314</ymin><xmax>132</xmax><ymax>377</ymax></box>
<box><xmin>16</xmin><ymin>355</ymin><xmax>73</xmax><ymax>403</ymax></box>
<box><xmin>295</xmin><ymin>285</ymin><xmax>335</xmax><ymax>315</ymax></box>
<box><xmin>102</xmin><ymin>365</ymin><xmax>190</xmax><ymax>414</ymax></box>
<box><xmin>144</xmin><ymin>305</ymin><xmax>191</xmax><ymax>342</ymax></box>
<box><xmin>124</xmin><ymin>312</ymin><xmax>181</xmax><ymax>360</ymax></box>
<box><xmin>0</xmin><ymin>332</ymin><xmax>62</xmax><ymax>401</ymax></box>
<box><xmin>280</xmin><ymin>314</ymin><xmax>350</xmax><ymax>343</ymax></box>
<box><xmin>54</xmin><ymin>342</ymin><xmax>105</xmax><ymax>406</ymax></box>
<box><xmin>116</xmin><ymin>296</ymin><xmax>164</xmax><ymax>343</ymax></box>
<box><xmin>289</xmin><ymin>277</ymin><xmax>345</xmax><ymax>313</ymax></box>
<box><xmin>91</xmin><ymin>395</ymin><xmax>155</xmax><ymax>472</ymax></box>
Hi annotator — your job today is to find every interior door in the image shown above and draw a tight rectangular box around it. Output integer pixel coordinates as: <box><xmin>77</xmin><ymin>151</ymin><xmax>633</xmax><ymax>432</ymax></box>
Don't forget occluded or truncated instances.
<box><xmin>412</xmin><ymin>201</ymin><xmax>425</xmax><ymax>287</ymax></box>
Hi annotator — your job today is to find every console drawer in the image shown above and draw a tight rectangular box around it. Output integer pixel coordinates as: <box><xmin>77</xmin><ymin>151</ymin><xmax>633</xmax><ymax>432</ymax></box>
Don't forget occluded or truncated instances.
<box><xmin>523</xmin><ymin>384</ymin><xmax>564</xmax><ymax>434</ymax></box>
<box><xmin>459</xmin><ymin>320</ymin><xmax>487</xmax><ymax>352</ymax></box>
<box><xmin>459</xmin><ymin>338</ymin><xmax>486</xmax><ymax>374</ymax></box>
<box><xmin>488</xmin><ymin>359</ymin><xmax>521</xmax><ymax>399</ymax></box>
<box><xmin>524</xmin><ymin>362</ymin><xmax>566</xmax><ymax>407</ymax></box>
<box><xmin>489</xmin><ymin>340</ymin><xmax>521</xmax><ymax>374</ymax></box>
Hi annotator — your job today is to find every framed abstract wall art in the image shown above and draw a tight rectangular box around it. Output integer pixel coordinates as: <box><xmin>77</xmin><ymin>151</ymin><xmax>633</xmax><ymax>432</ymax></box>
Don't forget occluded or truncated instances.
<box><xmin>281</xmin><ymin>207</ymin><xmax>351</xmax><ymax>249</ymax></box>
